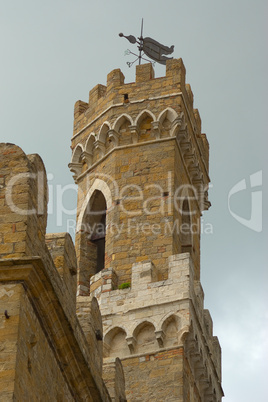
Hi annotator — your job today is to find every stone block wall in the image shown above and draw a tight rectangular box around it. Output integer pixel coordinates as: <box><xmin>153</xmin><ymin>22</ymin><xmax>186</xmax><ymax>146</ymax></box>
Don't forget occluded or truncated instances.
<box><xmin>71</xmin><ymin>59</ymin><xmax>211</xmax><ymax>294</ymax></box>
<box><xmin>45</xmin><ymin>232</ymin><xmax>77</xmax><ymax>319</ymax></box>
<box><xmin>103</xmin><ymin>358</ymin><xmax>126</xmax><ymax>402</ymax></box>
<box><xmin>89</xmin><ymin>253</ymin><xmax>223</xmax><ymax>401</ymax></box>
<box><xmin>0</xmin><ymin>283</ymin><xmax>22</xmax><ymax>400</ymax></box>
<box><xmin>13</xmin><ymin>284</ymin><xmax>75</xmax><ymax>401</ymax></box>
<box><xmin>70</xmin><ymin>59</ymin><xmax>223</xmax><ymax>401</ymax></box>
<box><xmin>0</xmin><ymin>54</ymin><xmax>223</xmax><ymax>402</ymax></box>
<box><xmin>121</xmin><ymin>348</ymin><xmax>185</xmax><ymax>401</ymax></box>
<box><xmin>0</xmin><ymin>143</ymin><xmax>122</xmax><ymax>401</ymax></box>
<box><xmin>0</xmin><ymin>144</ymin><xmax>48</xmax><ymax>259</ymax></box>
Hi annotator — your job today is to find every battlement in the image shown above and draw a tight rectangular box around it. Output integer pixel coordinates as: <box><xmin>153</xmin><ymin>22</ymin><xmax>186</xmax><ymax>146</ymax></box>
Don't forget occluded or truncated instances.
<box><xmin>89</xmin><ymin>253</ymin><xmax>195</xmax><ymax>300</ymax></box>
<box><xmin>73</xmin><ymin>59</ymin><xmax>186</xmax><ymax>126</ymax></box>
<box><xmin>85</xmin><ymin>253</ymin><xmax>222</xmax><ymax>399</ymax></box>
<box><xmin>70</xmin><ymin>59</ymin><xmax>209</xmax><ymax>186</ymax></box>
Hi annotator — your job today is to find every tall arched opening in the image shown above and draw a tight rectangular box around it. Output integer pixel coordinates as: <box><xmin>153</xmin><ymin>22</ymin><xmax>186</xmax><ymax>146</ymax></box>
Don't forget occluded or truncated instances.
<box><xmin>85</xmin><ymin>190</ymin><xmax>107</xmax><ymax>273</ymax></box>
<box><xmin>76</xmin><ymin>189</ymin><xmax>107</xmax><ymax>294</ymax></box>
<box><xmin>181</xmin><ymin>198</ymin><xmax>193</xmax><ymax>254</ymax></box>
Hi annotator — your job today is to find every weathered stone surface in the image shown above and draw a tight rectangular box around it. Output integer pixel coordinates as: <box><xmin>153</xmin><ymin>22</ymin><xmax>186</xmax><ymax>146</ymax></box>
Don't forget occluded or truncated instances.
<box><xmin>0</xmin><ymin>144</ymin><xmax>114</xmax><ymax>401</ymax></box>
<box><xmin>71</xmin><ymin>60</ymin><xmax>223</xmax><ymax>401</ymax></box>
<box><xmin>103</xmin><ymin>358</ymin><xmax>126</xmax><ymax>402</ymax></box>
<box><xmin>71</xmin><ymin>59</ymin><xmax>210</xmax><ymax>293</ymax></box>
<box><xmin>90</xmin><ymin>254</ymin><xmax>222</xmax><ymax>400</ymax></box>
<box><xmin>0</xmin><ymin>57</ymin><xmax>223</xmax><ymax>402</ymax></box>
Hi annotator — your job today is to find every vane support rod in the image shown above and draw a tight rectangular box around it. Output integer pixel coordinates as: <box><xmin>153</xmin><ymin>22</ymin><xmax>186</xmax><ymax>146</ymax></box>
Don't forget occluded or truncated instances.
<box><xmin>138</xmin><ymin>18</ymin><xmax>144</xmax><ymax>65</ymax></box>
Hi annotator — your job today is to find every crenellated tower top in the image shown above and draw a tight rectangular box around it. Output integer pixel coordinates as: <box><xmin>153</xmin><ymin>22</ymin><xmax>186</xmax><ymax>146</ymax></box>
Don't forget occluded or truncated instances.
<box><xmin>72</xmin><ymin>59</ymin><xmax>223</xmax><ymax>401</ymax></box>
<box><xmin>69</xmin><ymin>58</ymin><xmax>211</xmax><ymax>292</ymax></box>
<box><xmin>71</xmin><ymin>60</ymin><xmax>209</xmax><ymax>165</ymax></box>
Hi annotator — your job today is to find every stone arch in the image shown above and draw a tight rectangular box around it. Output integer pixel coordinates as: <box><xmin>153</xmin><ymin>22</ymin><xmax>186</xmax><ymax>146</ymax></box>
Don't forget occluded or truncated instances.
<box><xmin>134</xmin><ymin>109</ymin><xmax>156</xmax><ymax>127</ymax></box>
<box><xmin>87</xmin><ymin>190</ymin><xmax>107</xmax><ymax>271</ymax></box>
<box><xmin>71</xmin><ymin>144</ymin><xmax>83</xmax><ymax>163</ymax></box>
<box><xmin>77</xmin><ymin>189</ymin><xmax>107</xmax><ymax>290</ymax></box>
<box><xmin>98</xmin><ymin>122</ymin><xmax>111</xmax><ymax>143</ymax></box>
<box><xmin>135</xmin><ymin>110</ymin><xmax>156</xmax><ymax>143</ymax></box>
<box><xmin>133</xmin><ymin>321</ymin><xmax>158</xmax><ymax>354</ymax></box>
<box><xmin>130</xmin><ymin>317</ymin><xmax>157</xmax><ymax>337</ymax></box>
<box><xmin>77</xmin><ymin>179</ymin><xmax>113</xmax><ymax>232</ymax></box>
<box><xmin>85</xmin><ymin>133</ymin><xmax>96</xmax><ymax>154</ymax></box>
<box><xmin>78</xmin><ymin>133</ymin><xmax>96</xmax><ymax>169</ymax></box>
<box><xmin>157</xmin><ymin>108</ymin><xmax>178</xmax><ymax>139</ymax></box>
<box><xmin>91</xmin><ymin>123</ymin><xmax>109</xmax><ymax>161</ymax></box>
<box><xmin>170</xmin><ymin>111</ymin><xmax>187</xmax><ymax>138</ymax></box>
<box><xmin>178</xmin><ymin>325</ymin><xmax>190</xmax><ymax>343</ymax></box>
<box><xmin>113</xmin><ymin>113</ymin><xmax>133</xmax><ymax>132</ymax></box>
<box><xmin>69</xmin><ymin>144</ymin><xmax>83</xmax><ymax>179</ymax></box>
<box><xmin>158</xmin><ymin>107</ymin><xmax>178</xmax><ymax>126</ymax></box>
<box><xmin>112</xmin><ymin>114</ymin><xmax>133</xmax><ymax>147</ymax></box>
<box><xmin>161</xmin><ymin>314</ymin><xmax>180</xmax><ymax>348</ymax></box>
<box><xmin>76</xmin><ymin>179</ymin><xmax>113</xmax><ymax>294</ymax></box>
<box><xmin>99</xmin><ymin>122</ymin><xmax>114</xmax><ymax>155</ymax></box>
<box><xmin>104</xmin><ymin>327</ymin><xmax>129</xmax><ymax>358</ymax></box>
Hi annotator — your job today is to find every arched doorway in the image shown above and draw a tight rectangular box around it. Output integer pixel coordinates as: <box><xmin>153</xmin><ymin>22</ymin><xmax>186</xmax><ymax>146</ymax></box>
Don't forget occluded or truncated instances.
<box><xmin>85</xmin><ymin>190</ymin><xmax>107</xmax><ymax>273</ymax></box>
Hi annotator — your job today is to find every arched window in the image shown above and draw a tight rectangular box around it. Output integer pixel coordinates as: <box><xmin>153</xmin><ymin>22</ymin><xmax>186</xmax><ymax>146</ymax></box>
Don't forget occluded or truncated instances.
<box><xmin>137</xmin><ymin>112</ymin><xmax>154</xmax><ymax>142</ymax></box>
<box><xmin>134</xmin><ymin>321</ymin><xmax>158</xmax><ymax>354</ymax></box>
<box><xmin>181</xmin><ymin>198</ymin><xmax>192</xmax><ymax>253</ymax></box>
<box><xmin>76</xmin><ymin>180</ymin><xmax>112</xmax><ymax>295</ymax></box>
<box><xmin>78</xmin><ymin>189</ymin><xmax>107</xmax><ymax>277</ymax></box>
<box><xmin>104</xmin><ymin>327</ymin><xmax>129</xmax><ymax>358</ymax></box>
<box><xmin>86</xmin><ymin>190</ymin><xmax>107</xmax><ymax>273</ymax></box>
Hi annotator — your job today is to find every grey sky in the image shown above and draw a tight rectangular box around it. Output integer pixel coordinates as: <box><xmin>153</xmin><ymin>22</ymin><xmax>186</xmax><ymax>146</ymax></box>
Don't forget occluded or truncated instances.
<box><xmin>1</xmin><ymin>1</ymin><xmax>267</xmax><ymax>400</ymax></box>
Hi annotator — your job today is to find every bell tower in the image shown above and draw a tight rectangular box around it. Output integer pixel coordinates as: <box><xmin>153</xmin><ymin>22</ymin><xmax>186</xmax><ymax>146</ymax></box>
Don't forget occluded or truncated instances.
<box><xmin>70</xmin><ymin>59</ymin><xmax>223</xmax><ymax>401</ymax></box>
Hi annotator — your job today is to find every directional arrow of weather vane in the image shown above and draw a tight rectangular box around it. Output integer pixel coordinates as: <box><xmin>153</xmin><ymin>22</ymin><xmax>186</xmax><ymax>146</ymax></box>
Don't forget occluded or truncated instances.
<box><xmin>119</xmin><ymin>19</ymin><xmax>174</xmax><ymax>68</ymax></box>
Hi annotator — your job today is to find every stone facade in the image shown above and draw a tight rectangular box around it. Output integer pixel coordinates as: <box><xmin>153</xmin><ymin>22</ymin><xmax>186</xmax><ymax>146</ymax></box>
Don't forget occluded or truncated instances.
<box><xmin>0</xmin><ymin>57</ymin><xmax>223</xmax><ymax>401</ymax></box>
<box><xmin>0</xmin><ymin>143</ymin><xmax>125</xmax><ymax>401</ymax></box>
<box><xmin>88</xmin><ymin>254</ymin><xmax>222</xmax><ymax>401</ymax></box>
<box><xmin>70</xmin><ymin>59</ymin><xmax>224</xmax><ymax>401</ymax></box>
<box><xmin>71</xmin><ymin>59</ymin><xmax>210</xmax><ymax>295</ymax></box>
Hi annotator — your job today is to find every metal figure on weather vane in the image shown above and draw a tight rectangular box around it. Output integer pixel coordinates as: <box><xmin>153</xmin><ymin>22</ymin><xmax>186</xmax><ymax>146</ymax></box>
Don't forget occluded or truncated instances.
<box><xmin>119</xmin><ymin>19</ymin><xmax>174</xmax><ymax>67</ymax></box>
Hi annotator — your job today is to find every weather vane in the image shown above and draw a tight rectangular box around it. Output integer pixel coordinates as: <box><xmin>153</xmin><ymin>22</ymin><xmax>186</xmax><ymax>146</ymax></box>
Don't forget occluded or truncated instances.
<box><xmin>119</xmin><ymin>19</ymin><xmax>174</xmax><ymax>68</ymax></box>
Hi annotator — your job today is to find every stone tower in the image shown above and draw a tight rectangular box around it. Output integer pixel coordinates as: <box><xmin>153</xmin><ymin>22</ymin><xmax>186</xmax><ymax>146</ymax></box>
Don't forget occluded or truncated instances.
<box><xmin>69</xmin><ymin>59</ymin><xmax>223</xmax><ymax>401</ymax></box>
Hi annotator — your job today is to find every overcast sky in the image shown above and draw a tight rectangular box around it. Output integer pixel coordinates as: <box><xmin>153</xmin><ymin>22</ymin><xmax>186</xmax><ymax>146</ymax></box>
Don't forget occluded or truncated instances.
<box><xmin>1</xmin><ymin>1</ymin><xmax>267</xmax><ymax>400</ymax></box>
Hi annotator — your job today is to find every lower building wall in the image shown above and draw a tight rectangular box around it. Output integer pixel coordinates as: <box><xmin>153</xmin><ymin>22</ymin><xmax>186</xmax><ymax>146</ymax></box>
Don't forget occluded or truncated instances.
<box><xmin>0</xmin><ymin>282</ymin><xmax>74</xmax><ymax>401</ymax></box>
<box><xmin>120</xmin><ymin>348</ymin><xmax>184</xmax><ymax>402</ymax></box>
<box><xmin>92</xmin><ymin>254</ymin><xmax>222</xmax><ymax>401</ymax></box>
<box><xmin>0</xmin><ymin>283</ymin><xmax>22</xmax><ymax>400</ymax></box>
<box><xmin>14</xmin><ymin>288</ymin><xmax>74</xmax><ymax>401</ymax></box>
